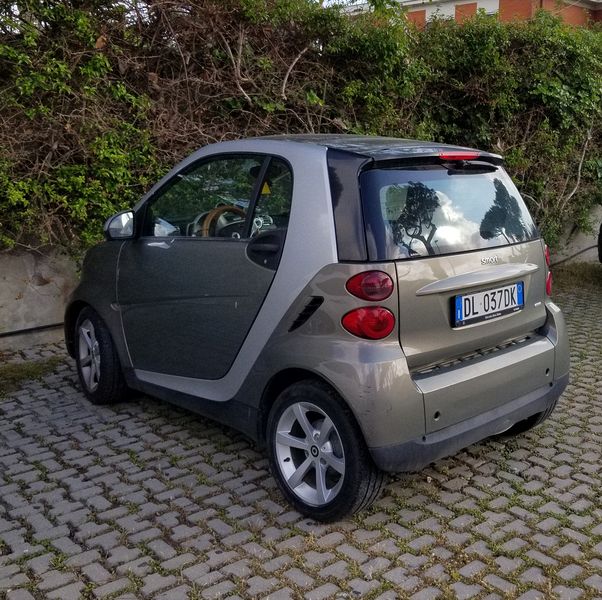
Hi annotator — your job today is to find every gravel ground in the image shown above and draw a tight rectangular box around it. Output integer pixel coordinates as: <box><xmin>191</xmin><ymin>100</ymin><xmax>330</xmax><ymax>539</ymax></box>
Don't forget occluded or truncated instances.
<box><xmin>0</xmin><ymin>284</ymin><xmax>600</xmax><ymax>600</ymax></box>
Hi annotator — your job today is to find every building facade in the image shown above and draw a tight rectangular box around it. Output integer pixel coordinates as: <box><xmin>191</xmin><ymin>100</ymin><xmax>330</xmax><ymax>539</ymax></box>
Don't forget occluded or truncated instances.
<box><xmin>344</xmin><ymin>0</ymin><xmax>602</xmax><ymax>26</ymax></box>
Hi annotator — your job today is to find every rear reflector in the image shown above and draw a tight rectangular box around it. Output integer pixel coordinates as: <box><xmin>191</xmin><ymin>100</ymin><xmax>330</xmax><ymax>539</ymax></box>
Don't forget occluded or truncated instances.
<box><xmin>346</xmin><ymin>271</ymin><xmax>394</xmax><ymax>301</ymax></box>
<box><xmin>439</xmin><ymin>151</ymin><xmax>480</xmax><ymax>161</ymax></box>
<box><xmin>546</xmin><ymin>271</ymin><xmax>553</xmax><ymax>296</ymax></box>
<box><xmin>341</xmin><ymin>307</ymin><xmax>395</xmax><ymax>340</ymax></box>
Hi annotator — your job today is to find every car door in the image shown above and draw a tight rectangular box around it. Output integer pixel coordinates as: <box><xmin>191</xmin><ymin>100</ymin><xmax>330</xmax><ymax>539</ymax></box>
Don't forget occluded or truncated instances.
<box><xmin>117</xmin><ymin>153</ymin><xmax>293</xmax><ymax>380</ymax></box>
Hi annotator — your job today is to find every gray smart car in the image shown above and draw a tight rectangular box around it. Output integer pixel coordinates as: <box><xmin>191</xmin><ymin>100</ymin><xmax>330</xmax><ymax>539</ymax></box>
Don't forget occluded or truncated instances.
<box><xmin>65</xmin><ymin>135</ymin><xmax>569</xmax><ymax>521</ymax></box>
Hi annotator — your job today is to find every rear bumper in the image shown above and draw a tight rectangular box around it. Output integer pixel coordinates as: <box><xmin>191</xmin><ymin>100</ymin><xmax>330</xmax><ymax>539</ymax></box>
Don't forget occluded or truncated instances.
<box><xmin>370</xmin><ymin>372</ymin><xmax>568</xmax><ymax>472</ymax></box>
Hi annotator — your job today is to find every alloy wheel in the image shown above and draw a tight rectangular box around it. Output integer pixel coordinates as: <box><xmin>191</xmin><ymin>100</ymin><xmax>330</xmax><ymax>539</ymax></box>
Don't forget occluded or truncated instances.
<box><xmin>78</xmin><ymin>318</ymin><xmax>101</xmax><ymax>392</ymax></box>
<box><xmin>274</xmin><ymin>401</ymin><xmax>345</xmax><ymax>506</ymax></box>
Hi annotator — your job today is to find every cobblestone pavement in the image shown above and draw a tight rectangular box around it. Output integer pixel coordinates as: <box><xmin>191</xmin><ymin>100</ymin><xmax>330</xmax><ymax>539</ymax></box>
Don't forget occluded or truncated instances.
<box><xmin>0</xmin><ymin>285</ymin><xmax>601</xmax><ymax>600</ymax></box>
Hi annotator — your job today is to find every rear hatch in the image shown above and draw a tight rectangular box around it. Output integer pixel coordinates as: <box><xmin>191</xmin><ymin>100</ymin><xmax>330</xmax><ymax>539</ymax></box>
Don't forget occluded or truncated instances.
<box><xmin>360</xmin><ymin>158</ymin><xmax>552</xmax><ymax>432</ymax></box>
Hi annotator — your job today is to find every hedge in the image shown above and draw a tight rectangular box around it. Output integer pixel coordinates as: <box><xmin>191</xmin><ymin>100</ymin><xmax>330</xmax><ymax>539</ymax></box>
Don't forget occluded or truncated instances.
<box><xmin>0</xmin><ymin>0</ymin><xmax>600</xmax><ymax>252</ymax></box>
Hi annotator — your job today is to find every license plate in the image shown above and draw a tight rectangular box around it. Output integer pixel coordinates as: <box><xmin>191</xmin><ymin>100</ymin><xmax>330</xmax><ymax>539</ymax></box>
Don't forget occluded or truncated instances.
<box><xmin>454</xmin><ymin>282</ymin><xmax>524</xmax><ymax>327</ymax></box>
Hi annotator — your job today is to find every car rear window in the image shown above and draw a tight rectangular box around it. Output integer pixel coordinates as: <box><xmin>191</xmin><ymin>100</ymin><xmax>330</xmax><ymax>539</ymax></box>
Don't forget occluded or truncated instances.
<box><xmin>360</xmin><ymin>164</ymin><xmax>538</xmax><ymax>261</ymax></box>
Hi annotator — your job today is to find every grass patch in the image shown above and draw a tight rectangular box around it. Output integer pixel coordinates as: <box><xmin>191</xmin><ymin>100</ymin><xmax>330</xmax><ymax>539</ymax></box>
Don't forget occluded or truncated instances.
<box><xmin>0</xmin><ymin>356</ymin><xmax>63</xmax><ymax>397</ymax></box>
<box><xmin>553</xmin><ymin>262</ymin><xmax>602</xmax><ymax>290</ymax></box>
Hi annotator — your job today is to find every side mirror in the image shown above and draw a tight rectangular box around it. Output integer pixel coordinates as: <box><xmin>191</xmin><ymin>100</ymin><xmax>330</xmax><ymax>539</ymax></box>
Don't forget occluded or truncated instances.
<box><xmin>104</xmin><ymin>210</ymin><xmax>135</xmax><ymax>241</ymax></box>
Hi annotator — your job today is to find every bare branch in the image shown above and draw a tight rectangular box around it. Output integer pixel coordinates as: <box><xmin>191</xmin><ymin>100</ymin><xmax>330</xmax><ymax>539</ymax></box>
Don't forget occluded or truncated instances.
<box><xmin>217</xmin><ymin>30</ymin><xmax>253</xmax><ymax>106</ymax></box>
<box><xmin>281</xmin><ymin>47</ymin><xmax>308</xmax><ymax>100</ymax></box>
<box><xmin>559</xmin><ymin>127</ymin><xmax>593</xmax><ymax>214</ymax></box>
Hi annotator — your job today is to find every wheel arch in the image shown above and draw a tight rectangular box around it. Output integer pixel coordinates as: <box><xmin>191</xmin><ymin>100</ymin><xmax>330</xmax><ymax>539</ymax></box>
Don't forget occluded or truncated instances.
<box><xmin>257</xmin><ymin>367</ymin><xmax>366</xmax><ymax>448</ymax></box>
<box><xmin>64</xmin><ymin>300</ymin><xmax>90</xmax><ymax>358</ymax></box>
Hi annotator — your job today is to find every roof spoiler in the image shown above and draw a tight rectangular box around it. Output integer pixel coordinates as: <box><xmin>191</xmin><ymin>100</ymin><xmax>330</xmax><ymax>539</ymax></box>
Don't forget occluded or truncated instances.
<box><xmin>370</xmin><ymin>150</ymin><xmax>504</xmax><ymax>169</ymax></box>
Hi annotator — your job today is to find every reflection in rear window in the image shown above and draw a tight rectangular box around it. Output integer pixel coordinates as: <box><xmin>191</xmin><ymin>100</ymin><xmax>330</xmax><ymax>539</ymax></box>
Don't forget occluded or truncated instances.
<box><xmin>360</xmin><ymin>165</ymin><xmax>539</xmax><ymax>261</ymax></box>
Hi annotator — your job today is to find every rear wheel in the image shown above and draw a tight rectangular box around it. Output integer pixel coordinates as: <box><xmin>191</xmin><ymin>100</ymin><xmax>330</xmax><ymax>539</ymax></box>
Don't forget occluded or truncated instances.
<box><xmin>75</xmin><ymin>307</ymin><xmax>128</xmax><ymax>405</ymax></box>
<box><xmin>267</xmin><ymin>380</ymin><xmax>384</xmax><ymax>522</ymax></box>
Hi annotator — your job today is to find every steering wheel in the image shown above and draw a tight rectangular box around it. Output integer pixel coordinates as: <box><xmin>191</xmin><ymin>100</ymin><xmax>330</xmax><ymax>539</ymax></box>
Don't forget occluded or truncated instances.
<box><xmin>201</xmin><ymin>205</ymin><xmax>246</xmax><ymax>237</ymax></box>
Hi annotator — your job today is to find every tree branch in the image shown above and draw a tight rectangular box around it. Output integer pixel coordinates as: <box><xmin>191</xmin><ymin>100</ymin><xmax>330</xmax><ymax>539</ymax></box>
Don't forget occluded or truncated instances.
<box><xmin>281</xmin><ymin>47</ymin><xmax>308</xmax><ymax>100</ymax></box>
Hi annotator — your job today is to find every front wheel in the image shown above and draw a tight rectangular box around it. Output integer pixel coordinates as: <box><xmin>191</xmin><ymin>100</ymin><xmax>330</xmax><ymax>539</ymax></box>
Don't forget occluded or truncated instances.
<box><xmin>267</xmin><ymin>380</ymin><xmax>384</xmax><ymax>522</ymax></box>
<box><xmin>75</xmin><ymin>307</ymin><xmax>128</xmax><ymax>405</ymax></box>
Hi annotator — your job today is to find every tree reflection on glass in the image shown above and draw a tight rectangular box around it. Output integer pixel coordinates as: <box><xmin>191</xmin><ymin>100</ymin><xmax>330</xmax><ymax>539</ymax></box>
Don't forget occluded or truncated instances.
<box><xmin>392</xmin><ymin>182</ymin><xmax>440</xmax><ymax>255</ymax></box>
<box><xmin>480</xmin><ymin>178</ymin><xmax>529</xmax><ymax>243</ymax></box>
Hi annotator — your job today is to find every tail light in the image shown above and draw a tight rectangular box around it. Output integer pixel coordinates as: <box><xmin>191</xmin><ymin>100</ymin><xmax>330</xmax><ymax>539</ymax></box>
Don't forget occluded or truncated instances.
<box><xmin>346</xmin><ymin>271</ymin><xmax>394</xmax><ymax>301</ymax></box>
<box><xmin>342</xmin><ymin>307</ymin><xmax>395</xmax><ymax>340</ymax></box>
<box><xmin>544</xmin><ymin>243</ymin><xmax>552</xmax><ymax>296</ymax></box>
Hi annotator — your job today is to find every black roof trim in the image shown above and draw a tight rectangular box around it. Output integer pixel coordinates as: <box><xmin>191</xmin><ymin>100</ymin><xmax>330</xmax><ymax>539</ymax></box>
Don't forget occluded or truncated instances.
<box><xmin>258</xmin><ymin>134</ymin><xmax>503</xmax><ymax>163</ymax></box>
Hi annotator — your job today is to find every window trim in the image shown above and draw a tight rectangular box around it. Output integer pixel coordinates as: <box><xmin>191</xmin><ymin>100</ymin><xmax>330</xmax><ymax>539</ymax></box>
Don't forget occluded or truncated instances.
<box><xmin>137</xmin><ymin>152</ymin><xmax>291</xmax><ymax>240</ymax></box>
<box><xmin>360</xmin><ymin>164</ymin><xmax>540</xmax><ymax>261</ymax></box>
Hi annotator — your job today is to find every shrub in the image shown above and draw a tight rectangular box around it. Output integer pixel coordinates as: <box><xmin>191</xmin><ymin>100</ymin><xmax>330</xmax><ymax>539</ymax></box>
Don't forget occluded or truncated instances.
<box><xmin>0</xmin><ymin>1</ymin><xmax>600</xmax><ymax>252</ymax></box>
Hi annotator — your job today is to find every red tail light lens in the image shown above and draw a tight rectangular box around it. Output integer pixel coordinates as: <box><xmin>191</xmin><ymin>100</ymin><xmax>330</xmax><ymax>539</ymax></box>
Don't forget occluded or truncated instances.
<box><xmin>439</xmin><ymin>151</ymin><xmax>480</xmax><ymax>161</ymax></box>
<box><xmin>346</xmin><ymin>271</ymin><xmax>394</xmax><ymax>301</ymax></box>
<box><xmin>544</xmin><ymin>244</ymin><xmax>551</xmax><ymax>268</ymax></box>
<box><xmin>546</xmin><ymin>271</ymin><xmax>553</xmax><ymax>296</ymax></box>
<box><xmin>342</xmin><ymin>307</ymin><xmax>395</xmax><ymax>340</ymax></box>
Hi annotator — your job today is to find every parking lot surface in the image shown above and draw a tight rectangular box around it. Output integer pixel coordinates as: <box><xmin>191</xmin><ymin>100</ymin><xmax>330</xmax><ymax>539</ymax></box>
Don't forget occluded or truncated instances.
<box><xmin>0</xmin><ymin>283</ymin><xmax>601</xmax><ymax>600</ymax></box>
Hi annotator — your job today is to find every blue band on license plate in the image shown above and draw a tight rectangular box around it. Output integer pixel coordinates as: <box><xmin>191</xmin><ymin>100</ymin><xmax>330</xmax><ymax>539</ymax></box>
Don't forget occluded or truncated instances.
<box><xmin>454</xmin><ymin>281</ymin><xmax>524</xmax><ymax>327</ymax></box>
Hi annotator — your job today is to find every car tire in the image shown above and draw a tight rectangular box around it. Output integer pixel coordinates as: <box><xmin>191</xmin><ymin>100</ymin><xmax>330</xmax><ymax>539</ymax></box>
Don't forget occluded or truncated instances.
<box><xmin>499</xmin><ymin>398</ymin><xmax>558</xmax><ymax>437</ymax></box>
<box><xmin>267</xmin><ymin>380</ymin><xmax>384</xmax><ymax>522</ymax></box>
<box><xmin>75</xmin><ymin>307</ymin><xmax>128</xmax><ymax>405</ymax></box>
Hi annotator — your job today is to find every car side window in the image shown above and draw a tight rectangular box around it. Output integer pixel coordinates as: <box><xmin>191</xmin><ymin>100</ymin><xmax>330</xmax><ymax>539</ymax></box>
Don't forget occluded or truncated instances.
<box><xmin>250</xmin><ymin>158</ymin><xmax>293</xmax><ymax>236</ymax></box>
<box><xmin>145</xmin><ymin>155</ymin><xmax>264</xmax><ymax>238</ymax></box>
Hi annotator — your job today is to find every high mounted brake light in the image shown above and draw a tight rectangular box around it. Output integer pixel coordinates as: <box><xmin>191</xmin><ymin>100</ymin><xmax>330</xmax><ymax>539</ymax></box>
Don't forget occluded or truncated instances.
<box><xmin>439</xmin><ymin>151</ymin><xmax>481</xmax><ymax>161</ymax></box>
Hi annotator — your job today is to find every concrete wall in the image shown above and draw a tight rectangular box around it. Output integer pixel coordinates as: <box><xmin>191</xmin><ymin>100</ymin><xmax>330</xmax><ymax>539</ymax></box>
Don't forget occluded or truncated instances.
<box><xmin>0</xmin><ymin>251</ymin><xmax>78</xmax><ymax>351</ymax></box>
<box><xmin>553</xmin><ymin>205</ymin><xmax>602</xmax><ymax>266</ymax></box>
<box><xmin>0</xmin><ymin>210</ymin><xmax>599</xmax><ymax>353</ymax></box>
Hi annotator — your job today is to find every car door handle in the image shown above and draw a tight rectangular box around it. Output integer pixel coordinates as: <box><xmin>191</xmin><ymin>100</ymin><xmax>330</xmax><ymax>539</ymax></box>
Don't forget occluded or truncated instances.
<box><xmin>250</xmin><ymin>242</ymin><xmax>280</xmax><ymax>253</ymax></box>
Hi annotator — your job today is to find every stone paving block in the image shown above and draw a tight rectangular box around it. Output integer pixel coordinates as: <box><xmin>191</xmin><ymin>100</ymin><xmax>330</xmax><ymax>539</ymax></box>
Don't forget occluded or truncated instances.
<box><xmin>305</xmin><ymin>583</ymin><xmax>341</xmax><ymax>599</ymax></box>
<box><xmin>116</xmin><ymin>555</ymin><xmax>154</xmax><ymax>577</ymax></box>
<box><xmin>105</xmin><ymin>546</ymin><xmax>141</xmax><ymax>568</ymax></box>
<box><xmin>0</xmin><ymin>290</ymin><xmax>600</xmax><ymax>600</ymax></box>
<box><xmin>558</xmin><ymin>564</ymin><xmax>584</xmax><ymax>582</ymax></box>
<box><xmin>515</xmin><ymin>591</ymin><xmax>546</xmax><ymax>600</ymax></box>
<box><xmin>520</xmin><ymin>567</ymin><xmax>548</xmax><ymax>586</ymax></box>
<box><xmin>483</xmin><ymin>574</ymin><xmax>516</xmax><ymax>596</ymax></box>
<box><xmin>147</xmin><ymin>539</ymin><xmax>177</xmax><ymax>561</ymax></box>
<box><xmin>246</xmin><ymin>575</ymin><xmax>278</xmax><ymax>596</ymax></box>
<box><xmin>82</xmin><ymin>562</ymin><xmax>112</xmax><ymax>584</ymax></box>
<box><xmin>92</xmin><ymin>577</ymin><xmax>131</xmax><ymax>598</ymax></box>
<box><xmin>458</xmin><ymin>559</ymin><xmax>486</xmax><ymax>578</ymax></box>
<box><xmin>37</xmin><ymin>569</ymin><xmax>76</xmax><ymax>592</ymax></box>
<box><xmin>153</xmin><ymin>584</ymin><xmax>192</xmax><ymax>600</ymax></box>
<box><xmin>410</xmin><ymin>587</ymin><xmax>442</xmax><ymax>600</ymax></box>
<box><xmin>318</xmin><ymin>559</ymin><xmax>349</xmax><ymax>580</ymax></box>
<box><xmin>46</xmin><ymin>581</ymin><xmax>86</xmax><ymax>600</ymax></box>
<box><xmin>202</xmin><ymin>579</ymin><xmax>236</xmax><ymax>599</ymax></box>
<box><xmin>6</xmin><ymin>590</ymin><xmax>36</xmax><ymax>600</ymax></box>
<box><xmin>140</xmin><ymin>573</ymin><xmax>176</xmax><ymax>597</ymax></box>
<box><xmin>0</xmin><ymin>572</ymin><xmax>29</xmax><ymax>590</ymax></box>
<box><xmin>552</xmin><ymin>586</ymin><xmax>583</xmax><ymax>599</ymax></box>
<box><xmin>348</xmin><ymin>577</ymin><xmax>380</xmax><ymax>596</ymax></box>
<box><xmin>182</xmin><ymin>562</ymin><xmax>211</xmax><ymax>582</ymax></box>
<box><xmin>26</xmin><ymin>552</ymin><xmax>54</xmax><ymax>575</ymax></box>
<box><xmin>284</xmin><ymin>567</ymin><xmax>314</xmax><ymax>589</ymax></box>
<box><xmin>585</xmin><ymin>574</ymin><xmax>602</xmax><ymax>592</ymax></box>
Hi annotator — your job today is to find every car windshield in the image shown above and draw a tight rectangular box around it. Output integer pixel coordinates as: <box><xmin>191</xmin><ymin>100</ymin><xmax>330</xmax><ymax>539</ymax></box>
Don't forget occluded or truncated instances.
<box><xmin>360</xmin><ymin>164</ymin><xmax>538</xmax><ymax>261</ymax></box>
